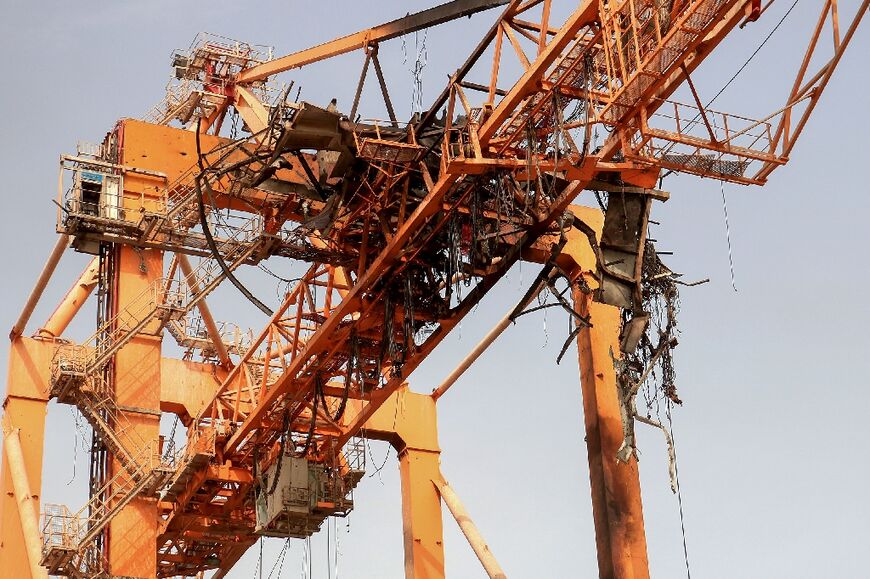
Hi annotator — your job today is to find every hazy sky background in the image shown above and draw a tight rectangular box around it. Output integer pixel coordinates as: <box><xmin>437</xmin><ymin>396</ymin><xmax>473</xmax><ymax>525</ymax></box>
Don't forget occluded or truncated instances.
<box><xmin>1</xmin><ymin>1</ymin><xmax>868</xmax><ymax>577</ymax></box>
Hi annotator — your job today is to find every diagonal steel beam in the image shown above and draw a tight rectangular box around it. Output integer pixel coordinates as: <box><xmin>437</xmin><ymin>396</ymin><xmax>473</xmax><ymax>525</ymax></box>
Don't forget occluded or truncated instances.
<box><xmin>236</xmin><ymin>0</ymin><xmax>510</xmax><ymax>83</ymax></box>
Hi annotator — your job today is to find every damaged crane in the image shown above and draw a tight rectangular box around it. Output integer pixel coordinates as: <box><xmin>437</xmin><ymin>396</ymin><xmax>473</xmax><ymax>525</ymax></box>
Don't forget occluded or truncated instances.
<box><xmin>1</xmin><ymin>0</ymin><xmax>866</xmax><ymax>577</ymax></box>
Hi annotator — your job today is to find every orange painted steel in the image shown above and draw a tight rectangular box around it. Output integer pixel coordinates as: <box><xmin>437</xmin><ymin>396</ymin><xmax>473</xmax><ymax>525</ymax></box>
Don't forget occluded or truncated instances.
<box><xmin>105</xmin><ymin>246</ymin><xmax>164</xmax><ymax>579</ymax></box>
<box><xmin>356</xmin><ymin>389</ymin><xmax>446</xmax><ymax>579</ymax></box>
<box><xmin>575</xmin><ymin>289</ymin><xmax>650</xmax><ymax>579</ymax></box>
<box><xmin>2</xmin><ymin>426</ymin><xmax>48</xmax><ymax>579</ymax></box>
<box><xmin>236</xmin><ymin>0</ymin><xmax>510</xmax><ymax>83</ymax></box>
<box><xmin>1</xmin><ymin>0</ymin><xmax>867</xmax><ymax>577</ymax></box>
<box><xmin>0</xmin><ymin>339</ymin><xmax>50</xmax><ymax>578</ymax></box>
<box><xmin>177</xmin><ymin>253</ymin><xmax>232</xmax><ymax>368</ymax></box>
<box><xmin>37</xmin><ymin>257</ymin><xmax>99</xmax><ymax>339</ymax></box>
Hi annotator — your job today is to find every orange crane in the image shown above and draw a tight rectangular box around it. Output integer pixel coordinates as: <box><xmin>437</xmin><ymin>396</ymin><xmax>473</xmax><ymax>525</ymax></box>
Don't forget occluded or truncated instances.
<box><xmin>0</xmin><ymin>0</ymin><xmax>866</xmax><ymax>577</ymax></box>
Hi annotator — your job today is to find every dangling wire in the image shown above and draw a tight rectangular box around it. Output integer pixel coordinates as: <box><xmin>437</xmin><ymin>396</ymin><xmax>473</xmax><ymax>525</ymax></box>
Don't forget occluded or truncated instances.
<box><xmin>667</xmin><ymin>402</ymin><xmax>692</xmax><ymax>579</ymax></box>
<box><xmin>318</xmin><ymin>370</ymin><xmax>350</xmax><ymax>423</ymax></box>
<box><xmin>257</xmin><ymin>537</ymin><xmax>264</xmax><ymax>579</ymax></box>
<box><xmin>67</xmin><ymin>408</ymin><xmax>83</xmax><ymax>486</ymax></box>
<box><xmin>267</xmin><ymin>538</ymin><xmax>290</xmax><ymax>579</ymax></box>
<box><xmin>194</xmin><ymin>118</ymin><xmax>274</xmax><ymax>316</ymax></box>
<box><xmin>230</xmin><ymin>109</ymin><xmax>239</xmax><ymax>140</ymax></box>
<box><xmin>719</xmin><ymin>180</ymin><xmax>737</xmax><ymax>292</ymax></box>
<box><xmin>327</xmin><ymin>518</ymin><xmax>332</xmax><ymax>579</ymax></box>
<box><xmin>267</xmin><ymin>408</ymin><xmax>291</xmax><ymax>495</ymax></box>
<box><xmin>162</xmin><ymin>415</ymin><xmax>179</xmax><ymax>462</ymax></box>
<box><xmin>301</xmin><ymin>536</ymin><xmax>311</xmax><ymax>579</ymax></box>
<box><xmin>367</xmin><ymin>441</ymin><xmax>391</xmax><ymax>483</ymax></box>
<box><xmin>403</xmin><ymin>269</ymin><xmax>416</xmax><ymax>353</ymax></box>
<box><xmin>293</xmin><ymin>384</ymin><xmax>320</xmax><ymax>459</ymax></box>
<box><xmin>334</xmin><ymin>517</ymin><xmax>342</xmax><ymax>579</ymax></box>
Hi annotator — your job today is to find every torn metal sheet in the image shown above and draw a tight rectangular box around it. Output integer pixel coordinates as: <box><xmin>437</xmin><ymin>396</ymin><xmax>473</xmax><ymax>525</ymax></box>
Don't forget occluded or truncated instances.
<box><xmin>595</xmin><ymin>188</ymin><xmax>655</xmax><ymax>310</ymax></box>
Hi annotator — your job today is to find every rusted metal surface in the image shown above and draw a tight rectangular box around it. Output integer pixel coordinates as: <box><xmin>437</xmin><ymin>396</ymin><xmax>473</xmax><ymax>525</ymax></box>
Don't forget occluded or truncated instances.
<box><xmin>2</xmin><ymin>0</ymin><xmax>866</xmax><ymax>576</ymax></box>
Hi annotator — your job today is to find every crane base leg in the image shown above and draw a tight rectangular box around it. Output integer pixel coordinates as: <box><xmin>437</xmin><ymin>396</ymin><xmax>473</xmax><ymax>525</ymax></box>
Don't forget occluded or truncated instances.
<box><xmin>574</xmin><ymin>289</ymin><xmax>650</xmax><ymax>579</ymax></box>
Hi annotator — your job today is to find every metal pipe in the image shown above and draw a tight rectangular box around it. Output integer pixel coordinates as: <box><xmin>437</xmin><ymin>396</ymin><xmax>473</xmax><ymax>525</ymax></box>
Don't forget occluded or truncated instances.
<box><xmin>431</xmin><ymin>270</ymin><xmax>545</xmax><ymax>401</ymax></box>
<box><xmin>237</xmin><ymin>0</ymin><xmax>510</xmax><ymax>83</ymax></box>
<box><xmin>435</xmin><ymin>479</ymin><xmax>507</xmax><ymax>579</ymax></box>
<box><xmin>3</xmin><ymin>427</ymin><xmax>49</xmax><ymax>579</ymax></box>
<box><xmin>431</xmin><ymin>310</ymin><xmax>513</xmax><ymax>401</ymax></box>
<box><xmin>37</xmin><ymin>257</ymin><xmax>99</xmax><ymax>339</ymax></box>
<box><xmin>177</xmin><ymin>254</ymin><xmax>232</xmax><ymax>368</ymax></box>
<box><xmin>10</xmin><ymin>234</ymin><xmax>70</xmax><ymax>341</ymax></box>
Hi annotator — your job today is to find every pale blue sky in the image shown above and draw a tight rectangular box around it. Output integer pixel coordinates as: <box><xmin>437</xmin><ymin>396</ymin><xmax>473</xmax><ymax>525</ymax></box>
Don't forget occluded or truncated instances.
<box><xmin>1</xmin><ymin>1</ymin><xmax>868</xmax><ymax>578</ymax></box>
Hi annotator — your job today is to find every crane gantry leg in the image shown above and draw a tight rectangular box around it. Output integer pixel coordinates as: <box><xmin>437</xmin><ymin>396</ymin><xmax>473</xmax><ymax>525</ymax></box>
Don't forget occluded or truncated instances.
<box><xmin>0</xmin><ymin>340</ymin><xmax>51</xmax><ymax>579</ymax></box>
<box><xmin>574</xmin><ymin>290</ymin><xmax>650</xmax><ymax>579</ymax></box>
<box><xmin>105</xmin><ymin>245</ymin><xmax>164</xmax><ymax>578</ymax></box>
<box><xmin>355</xmin><ymin>388</ymin><xmax>446</xmax><ymax>579</ymax></box>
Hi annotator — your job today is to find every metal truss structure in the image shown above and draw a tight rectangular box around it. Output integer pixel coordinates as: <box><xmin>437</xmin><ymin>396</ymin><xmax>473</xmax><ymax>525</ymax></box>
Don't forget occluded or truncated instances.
<box><xmin>1</xmin><ymin>0</ymin><xmax>866</xmax><ymax>577</ymax></box>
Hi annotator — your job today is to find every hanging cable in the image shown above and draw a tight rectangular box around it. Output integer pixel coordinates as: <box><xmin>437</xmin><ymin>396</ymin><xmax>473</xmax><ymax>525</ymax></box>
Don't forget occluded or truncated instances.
<box><xmin>302</xmin><ymin>536</ymin><xmax>311</xmax><ymax>579</ymax></box>
<box><xmin>162</xmin><ymin>415</ymin><xmax>179</xmax><ymax>462</ymax></box>
<box><xmin>334</xmin><ymin>517</ymin><xmax>342</xmax><ymax>579</ymax></box>
<box><xmin>258</xmin><ymin>536</ymin><xmax>263</xmax><ymax>579</ymax></box>
<box><xmin>706</xmin><ymin>0</ymin><xmax>801</xmax><ymax>108</ymax></box>
<box><xmin>719</xmin><ymin>181</ymin><xmax>737</xmax><ymax>291</ymax></box>
<box><xmin>266</xmin><ymin>538</ymin><xmax>290</xmax><ymax>579</ymax></box>
<box><xmin>308</xmin><ymin>536</ymin><xmax>313</xmax><ymax>578</ymax></box>
<box><xmin>317</xmin><ymin>371</ymin><xmax>350</xmax><ymax>423</ymax></box>
<box><xmin>667</xmin><ymin>403</ymin><xmax>692</xmax><ymax>579</ymax></box>
<box><xmin>258</xmin><ymin>262</ymin><xmax>302</xmax><ymax>285</ymax></box>
<box><xmin>367</xmin><ymin>441</ymin><xmax>391</xmax><ymax>482</ymax></box>
<box><xmin>267</xmin><ymin>408</ymin><xmax>291</xmax><ymax>496</ymax></box>
<box><xmin>194</xmin><ymin>118</ymin><xmax>274</xmax><ymax>316</ymax></box>
<box><xmin>327</xmin><ymin>516</ymin><xmax>332</xmax><ymax>579</ymax></box>
<box><xmin>292</xmin><ymin>383</ymin><xmax>320</xmax><ymax>459</ymax></box>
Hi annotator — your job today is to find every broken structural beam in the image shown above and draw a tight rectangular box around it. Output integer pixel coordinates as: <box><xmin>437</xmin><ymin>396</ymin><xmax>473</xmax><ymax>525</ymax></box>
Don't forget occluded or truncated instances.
<box><xmin>237</xmin><ymin>0</ymin><xmax>510</xmax><ymax>83</ymax></box>
<box><xmin>417</xmin><ymin>0</ymin><xmax>518</xmax><ymax>132</ymax></box>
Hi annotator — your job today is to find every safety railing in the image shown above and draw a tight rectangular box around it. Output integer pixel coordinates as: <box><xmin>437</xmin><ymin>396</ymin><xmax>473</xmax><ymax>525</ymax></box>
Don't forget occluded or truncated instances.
<box><xmin>57</xmin><ymin>155</ymin><xmax>171</xmax><ymax>242</ymax></box>
<box><xmin>441</xmin><ymin>105</ymin><xmax>484</xmax><ymax>165</ymax></box>
<box><xmin>353</xmin><ymin>119</ymin><xmax>423</xmax><ymax>164</ymax></box>
<box><xmin>75</xmin><ymin>141</ymin><xmax>105</xmax><ymax>159</ymax></box>
<box><xmin>627</xmin><ymin>98</ymin><xmax>785</xmax><ymax>184</ymax></box>
<box><xmin>186</xmin><ymin>32</ymin><xmax>274</xmax><ymax>67</ymax></box>
<box><xmin>41</xmin><ymin>504</ymin><xmax>79</xmax><ymax>551</ymax></box>
<box><xmin>598</xmin><ymin>0</ymin><xmax>730</xmax><ymax>123</ymax></box>
<box><xmin>167</xmin><ymin>312</ymin><xmax>254</xmax><ymax>360</ymax></box>
<box><xmin>51</xmin><ymin>210</ymin><xmax>263</xmax><ymax>385</ymax></box>
<box><xmin>144</xmin><ymin>32</ymin><xmax>274</xmax><ymax>128</ymax></box>
<box><xmin>143</xmin><ymin>78</ymin><xmax>201</xmax><ymax>126</ymax></box>
<box><xmin>41</xmin><ymin>441</ymin><xmax>170</xmax><ymax>576</ymax></box>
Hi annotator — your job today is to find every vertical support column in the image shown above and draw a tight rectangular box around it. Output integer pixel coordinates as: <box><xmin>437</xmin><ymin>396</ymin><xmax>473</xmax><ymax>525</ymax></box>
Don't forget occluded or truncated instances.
<box><xmin>0</xmin><ymin>338</ymin><xmax>53</xmax><ymax>578</ymax></box>
<box><xmin>106</xmin><ymin>245</ymin><xmax>162</xmax><ymax>578</ymax></box>
<box><xmin>573</xmin><ymin>288</ymin><xmax>650</xmax><ymax>579</ymax></box>
<box><xmin>399</xmin><ymin>447</ymin><xmax>445</xmax><ymax>579</ymax></box>
<box><xmin>355</xmin><ymin>388</ymin><xmax>445</xmax><ymax>579</ymax></box>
